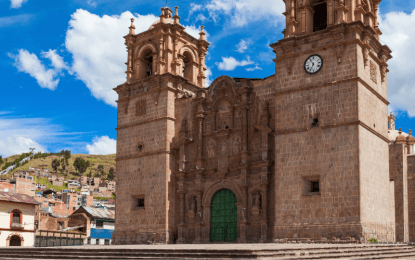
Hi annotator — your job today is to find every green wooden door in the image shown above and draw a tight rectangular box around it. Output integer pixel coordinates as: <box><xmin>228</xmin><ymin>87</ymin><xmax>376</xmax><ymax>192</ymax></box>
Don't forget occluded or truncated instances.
<box><xmin>210</xmin><ymin>189</ymin><xmax>237</xmax><ymax>242</ymax></box>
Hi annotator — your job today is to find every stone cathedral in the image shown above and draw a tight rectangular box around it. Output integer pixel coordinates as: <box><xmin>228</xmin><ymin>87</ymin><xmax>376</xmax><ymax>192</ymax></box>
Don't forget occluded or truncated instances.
<box><xmin>112</xmin><ymin>1</ymin><xmax>415</xmax><ymax>244</ymax></box>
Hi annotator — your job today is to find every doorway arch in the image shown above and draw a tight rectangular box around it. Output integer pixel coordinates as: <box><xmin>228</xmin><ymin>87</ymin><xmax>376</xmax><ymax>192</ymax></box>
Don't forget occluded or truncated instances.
<box><xmin>210</xmin><ymin>189</ymin><xmax>237</xmax><ymax>242</ymax></box>
<box><xmin>9</xmin><ymin>235</ymin><xmax>22</xmax><ymax>246</ymax></box>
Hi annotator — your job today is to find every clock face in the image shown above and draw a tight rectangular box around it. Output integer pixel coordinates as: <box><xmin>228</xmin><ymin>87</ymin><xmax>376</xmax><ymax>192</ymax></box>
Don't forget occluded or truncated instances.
<box><xmin>304</xmin><ymin>54</ymin><xmax>323</xmax><ymax>74</ymax></box>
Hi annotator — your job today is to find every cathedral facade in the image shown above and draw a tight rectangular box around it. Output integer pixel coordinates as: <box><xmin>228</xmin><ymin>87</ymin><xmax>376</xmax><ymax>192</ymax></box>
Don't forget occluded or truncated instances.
<box><xmin>112</xmin><ymin>0</ymin><xmax>415</xmax><ymax>244</ymax></box>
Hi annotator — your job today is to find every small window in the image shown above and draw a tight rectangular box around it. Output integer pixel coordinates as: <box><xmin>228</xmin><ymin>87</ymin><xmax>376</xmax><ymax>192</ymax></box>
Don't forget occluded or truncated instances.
<box><xmin>311</xmin><ymin>118</ymin><xmax>319</xmax><ymax>128</ymax></box>
<box><xmin>12</xmin><ymin>212</ymin><xmax>20</xmax><ymax>223</ymax></box>
<box><xmin>138</xmin><ymin>199</ymin><xmax>145</xmax><ymax>208</ymax></box>
<box><xmin>58</xmin><ymin>221</ymin><xmax>64</xmax><ymax>230</ymax></box>
<box><xmin>311</xmin><ymin>181</ymin><xmax>320</xmax><ymax>192</ymax></box>
<box><xmin>96</xmin><ymin>221</ymin><xmax>104</xmax><ymax>229</ymax></box>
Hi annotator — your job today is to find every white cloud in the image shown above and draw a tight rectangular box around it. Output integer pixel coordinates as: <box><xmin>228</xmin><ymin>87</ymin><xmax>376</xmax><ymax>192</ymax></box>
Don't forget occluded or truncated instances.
<box><xmin>87</xmin><ymin>0</ymin><xmax>97</xmax><ymax>7</ymax></box>
<box><xmin>86</xmin><ymin>136</ymin><xmax>116</xmax><ymax>155</ymax></box>
<box><xmin>236</xmin><ymin>39</ymin><xmax>250</xmax><ymax>53</ymax></box>
<box><xmin>380</xmin><ymin>9</ymin><xmax>415</xmax><ymax>117</ymax></box>
<box><xmin>10</xmin><ymin>0</ymin><xmax>28</xmax><ymax>9</ymax></box>
<box><xmin>41</xmin><ymin>49</ymin><xmax>69</xmax><ymax>72</ymax></box>
<box><xmin>187</xmin><ymin>3</ymin><xmax>203</xmax><ymax>20</ymax></box>
<box><xmin>0</xmin><ymin>137</ymin><xmax>46</xmax><ymax>158</ymax></box>
<box><xmin>0</xmin><ymin>115</ymin><xmax>94</xmax><ymax>157</ymax></box>
<box><xmin>9</xmin><ymin>49</ymin><xmax>60</xmax><ymax>90</ymax></box>
<box><xmin>246</xmin><ymin>65</ymin><xmax>262</xmax><ymax>71</ymax></box>
<box><xmin>65</xmin><ymin>9</ymin><xmax>158</xmax><ymax>107</ymax></box>
<box><xmin>216</xmin><ymin>56</ymin><xmax>254</xmax><ymax>71</ymax></box>
<box><xmin>0</xmin><ymin>14</ymin><xmax>33</xmax><ymax>27</ymax></box>
<box><xmin>204</xmin><ymin>0</ymin><xmax>285</xmax><ymax>27</ymax></box>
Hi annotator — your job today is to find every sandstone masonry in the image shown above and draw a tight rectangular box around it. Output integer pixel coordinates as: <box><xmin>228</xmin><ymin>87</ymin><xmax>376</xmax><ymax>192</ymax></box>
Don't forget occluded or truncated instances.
<box><xmin>111</xmin><ymin>1</ymin><xmax>414</xmax><ymax>244</ymax></box>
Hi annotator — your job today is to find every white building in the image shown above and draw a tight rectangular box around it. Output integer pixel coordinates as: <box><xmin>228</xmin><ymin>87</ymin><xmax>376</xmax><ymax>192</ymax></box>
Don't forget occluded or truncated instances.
<box><xmin>0</xmin><ymin>191</ymin><xmax>39</xmax><ymax>246</ymax></box>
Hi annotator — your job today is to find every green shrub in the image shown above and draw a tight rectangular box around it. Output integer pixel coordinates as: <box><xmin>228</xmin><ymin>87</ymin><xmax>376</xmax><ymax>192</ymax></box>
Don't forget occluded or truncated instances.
<box><xmin>367</xmin><ymin>238</ymin><xmax>378</xmax><ymax>243</ymax></box>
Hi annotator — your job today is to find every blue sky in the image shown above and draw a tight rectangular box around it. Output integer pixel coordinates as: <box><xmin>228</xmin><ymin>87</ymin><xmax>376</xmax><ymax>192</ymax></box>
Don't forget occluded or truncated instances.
<box><xmin>1</xmin><ymin>0</ymin><xmax>415</xmax><ymax>157</ymax></box>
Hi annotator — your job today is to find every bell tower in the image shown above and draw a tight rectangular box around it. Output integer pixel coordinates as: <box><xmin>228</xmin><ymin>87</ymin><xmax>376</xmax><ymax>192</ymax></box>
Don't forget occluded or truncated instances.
<box><xmin>271</xmin><ymin>0</ymin><xmax>394</xmax><ymax>242</ymax></box>
<box><xmin>112</xmin><ymin>6</ymin><xmax>209</xmax><ymax>244</ymax></box>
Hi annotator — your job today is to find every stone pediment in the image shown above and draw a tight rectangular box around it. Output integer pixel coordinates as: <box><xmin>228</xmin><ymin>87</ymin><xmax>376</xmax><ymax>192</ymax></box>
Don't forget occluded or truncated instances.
<box><xmin>206</xmin><ymin>76</ymin><xmax>238</xmax><ymax>105</ymax></box>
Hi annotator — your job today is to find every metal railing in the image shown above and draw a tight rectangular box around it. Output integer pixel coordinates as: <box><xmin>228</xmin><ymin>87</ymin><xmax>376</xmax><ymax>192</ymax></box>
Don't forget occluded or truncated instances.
<box><xmin>35</xmin><ymin>230</ymin><xmax>86</xmax><ymax>247</ymax></box>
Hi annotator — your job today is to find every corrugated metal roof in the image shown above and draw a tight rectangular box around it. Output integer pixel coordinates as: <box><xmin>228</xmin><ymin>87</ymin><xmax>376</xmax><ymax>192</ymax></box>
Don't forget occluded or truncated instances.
<box><xmin>0</xmin><ymin>191</ymin><xmax>39</xmax><ymax>205</ymax></box>
<box><xmin>81</xmin><ymin>206</ymin><xmax>115</xmax><ymax>220</ymax></box>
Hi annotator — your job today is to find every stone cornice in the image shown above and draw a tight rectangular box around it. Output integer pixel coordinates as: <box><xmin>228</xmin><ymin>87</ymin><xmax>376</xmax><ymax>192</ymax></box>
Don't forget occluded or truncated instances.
<box><xmin>270</xmin><ymin>21</ymin><xmax>391</xmax><ymax>61</ymax></box>
<box><xmin>116</xmin><ymin>116</ymin><xmax>176</xmax><ymax>131</ymax></box>
<box><xmin>115</xmin><ymin>150</ymin><xmax>172</xmax><ymax>162</ymax></box>
<box><xmin>274</xmin><ymin>76</ymin><xmax>389</xmax><ymax>105</ymax></box>
<box><xmin>274</xmin><ymin>120</ymin><xmax>390</xmax><ymax>143</ymax></box>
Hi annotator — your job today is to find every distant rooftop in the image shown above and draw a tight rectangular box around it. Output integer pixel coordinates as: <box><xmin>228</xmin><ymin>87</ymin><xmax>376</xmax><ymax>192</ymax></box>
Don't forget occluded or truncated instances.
<box><xmin>0</xmin><ymin>191</ymin><xmax>39</xmax><ymax>205</ymax></box>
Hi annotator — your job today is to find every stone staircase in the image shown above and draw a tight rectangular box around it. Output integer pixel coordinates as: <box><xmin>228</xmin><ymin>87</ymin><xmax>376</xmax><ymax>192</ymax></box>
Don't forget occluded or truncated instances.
<box><xmin>0</xmin><ymin>244</ymin><xmax>415</xmax><ymax>259</ymax></box>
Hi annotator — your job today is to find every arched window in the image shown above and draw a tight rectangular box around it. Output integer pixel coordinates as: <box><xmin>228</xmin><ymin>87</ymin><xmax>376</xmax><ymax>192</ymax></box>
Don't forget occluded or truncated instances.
<box><xmin>137</xmin><ymin>48</ymin><xmax>155</xmax><ymax>80</ymax></box>
<box><xmin>182</xmin><ymin>51</ymin><xmax>194</xmax><ymax>83</ymax></box>
<box><xmin>12</xmin><ymin>212</ymin><xmax>20</xmax><ymax>223</ymax></box>
<box><xmin>11</xmin><ymin>210</ymin><xmax>21</xmax><ymax>224</ymax></box>
<box><xmin>313</xmin><ymin>0</ymin><xmax>327</xmax><ymax>32</ymax></box>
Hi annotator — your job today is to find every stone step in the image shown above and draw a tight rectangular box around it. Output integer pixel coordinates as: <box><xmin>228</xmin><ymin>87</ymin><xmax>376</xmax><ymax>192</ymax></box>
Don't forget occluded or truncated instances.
<box><xmin>0</xmin><ymin>244</ymin><xmax>411</xmax><ymax>254</ymax></box>
<box><xmin>1</xmin><ymin>248</ymin><xmax>415</xmax><ymax>260</ymax></box>
<box><xmin>0</xmin><ymin>245</ymin><xmax>414</xmax><ymax>260</ymax></box>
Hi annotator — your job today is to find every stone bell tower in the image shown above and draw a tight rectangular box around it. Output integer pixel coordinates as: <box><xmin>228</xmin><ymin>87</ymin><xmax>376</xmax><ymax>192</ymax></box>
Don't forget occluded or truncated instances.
<box><xmin>270</xmin><ymin>0</ymin><xmax>394</xmax><ymax>241</ymax></box>
<box><xmin>112</xmin><ymin>6</ymin><xmax>209</xmax><ymax>244</ymax></box>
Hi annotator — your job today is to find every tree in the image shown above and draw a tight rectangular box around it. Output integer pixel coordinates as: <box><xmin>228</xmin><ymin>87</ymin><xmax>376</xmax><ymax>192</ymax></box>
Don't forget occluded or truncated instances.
<box><xmin>108</xmin><ymin>167</ymin><xmax>115</xmax><ymax>180</ymax></box>
<box><xmin>73</xmin><ymin>157</ymin><xmax>90</xmax><ymax>176</ymax></box>
<box><xmin>63</xmin><ymin>150</ymin><xmax>71</xmax><ymax>160</ymax></box>
<box><xmin>61</xmin><ymin>158</ymin><xmax>66</xmax><ymax>173</ymax></box>
<box><xmin>0</xmin><ymin>155</ymin><xmax>3</xmax><ymax>165</ymax></box>
<box><xmin>97</xmin><ymin>164</ymin><xmax>104</xmax><ymax>178</ymax></box>
<box><xmin>51</xmin><ymin>159</ymin><xmax>61</xmax><ymax>172</ymax></box>
<box><xmin>87</xmin><ymin>170</ymin><xmax>92</xmax><ymax>178</ymax></box>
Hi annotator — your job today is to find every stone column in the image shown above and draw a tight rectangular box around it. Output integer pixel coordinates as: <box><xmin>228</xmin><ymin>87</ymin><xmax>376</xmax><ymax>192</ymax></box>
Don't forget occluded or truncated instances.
<box><xmin>152</xmin><ymin>54</ymin><xmax>157</xmax><ymax>75</ymax></box>
<box><xmin>157</xmin><ymin>36</ymin><xmax>164</xmax><ymax>74</ymax></box>
<box><xmin>260</xmin><ymin>185</ymin><xmax>268</xmax><ymax>242</ymax></box>
<box><xmin>177</xmin><ymin>192</ymin><xmax>186</xmax><ymax>243</ymax></box>
<box><xmin>126</xmin><ymin>48</ymin><xmax>133</xmax><ymax>83</ymax></box>
<box><xmin>241</xmin><ymin>106</ymin><xmax>248</xmax><ymax>152</ymax></box>
<box><xmin>202</xmin><ymin>205</ymin><xmax>211</xmax><ymax>243</ymax></box>
<box><xmin>194</xmin><ymin>191</ymin><xmax>203</xmax><ymax>243</ymax></box>
<box><xmin>196</xmin><ymin>115</ymin><xmax>204</xmax><ymax>167</ymax></box>
<box><xmin>327</xmin><ymin>0</ymin><xmax>334</xmax><ymax>26</ymax></box>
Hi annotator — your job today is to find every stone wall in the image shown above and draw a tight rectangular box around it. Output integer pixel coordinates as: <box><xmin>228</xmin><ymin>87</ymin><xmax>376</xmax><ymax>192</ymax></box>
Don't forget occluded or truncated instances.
<box><xmin>407</xmin><ymin>155</ymin><xmax>415</xmax><ymax>242</ymax></box>
<box><xmin>389</xmin><ymin>144</ymin><xmax>408</xmax><ymax>242</ymax></box>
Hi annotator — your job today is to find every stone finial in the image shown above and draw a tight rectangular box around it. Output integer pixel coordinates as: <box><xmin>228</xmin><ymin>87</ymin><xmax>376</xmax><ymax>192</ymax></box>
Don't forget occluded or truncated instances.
<box><xmin>129</xmin><ymin>18</ymin><xmax>136</xmax><ymax>35</ymax></box>
<box><xmin>407</xmin><ymin>129</ymin><xmax>415</xmax><ymax>144</ymax></box>
<box><xmin>199</xmin><ymin>26</ymin><xmax>206</xmax><ymax>41</ymax></box>
<box><xmin>174</xmin><ymin>6</ymin><xmax>180</xmax><ymax>24</ymax></box>
<box><xmin>396</xmin><ymin>127</ymin><xmax>406</xmax><ymax>144</ymax></box>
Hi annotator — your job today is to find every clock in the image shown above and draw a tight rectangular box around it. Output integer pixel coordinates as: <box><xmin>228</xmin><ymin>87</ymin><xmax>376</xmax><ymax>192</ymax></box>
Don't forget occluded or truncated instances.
<box><xmin>304</xmin><ymin>54</ymin><xmax>323</xmax><ymax>74</ymax></box>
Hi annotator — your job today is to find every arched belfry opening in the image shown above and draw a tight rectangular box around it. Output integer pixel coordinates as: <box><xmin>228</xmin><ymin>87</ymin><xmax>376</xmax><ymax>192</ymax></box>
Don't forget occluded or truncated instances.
<box><xmin>137</xmin><ymin>48</ymin><xmax>155</xmax><ymax>80</ymax></box>
<box><xmin>313</xmin><ymin>0</ymin><xmax>327</xmax><ymax>32</ymax></box>
<box><xmin>182</xmin><ymin>51</ymin><xmax>194</xmax><ymax>83</ymax></box>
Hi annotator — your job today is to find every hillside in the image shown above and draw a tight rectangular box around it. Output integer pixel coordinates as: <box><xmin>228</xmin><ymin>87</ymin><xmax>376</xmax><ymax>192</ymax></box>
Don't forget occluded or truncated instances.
<box><xmin>0</xmin><ymin>153</ymin><xmax>116</xmax><ymax>182</ymax></box>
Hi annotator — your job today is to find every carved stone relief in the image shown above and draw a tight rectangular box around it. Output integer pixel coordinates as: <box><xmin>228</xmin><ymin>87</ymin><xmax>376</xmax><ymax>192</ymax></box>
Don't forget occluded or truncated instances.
<box><xmin>207</xmin><ymin>140</ymin><xmax>216</xmax><ymax>158</ymax></box>
<box><xmin>370</xmin><ymin>61</ymin><xmax>377</xmax><ymax>83</ymax></box>
<box><xmin>220</xmin><ymin>140</ymin><xmax>228</xmax><ymax>155</ymax></box>
<box><xmin>233</xmin><ymin>136</ymin><xmax>241</xmax><ymax>155</ymax></box>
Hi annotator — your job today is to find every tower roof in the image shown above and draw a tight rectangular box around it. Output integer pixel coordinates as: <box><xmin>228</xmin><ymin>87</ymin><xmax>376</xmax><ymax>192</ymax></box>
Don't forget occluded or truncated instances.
<box><xmin>149</xmin><ymin>18</ymin><xmax>174</xmax><ymax>30</ymax></box>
